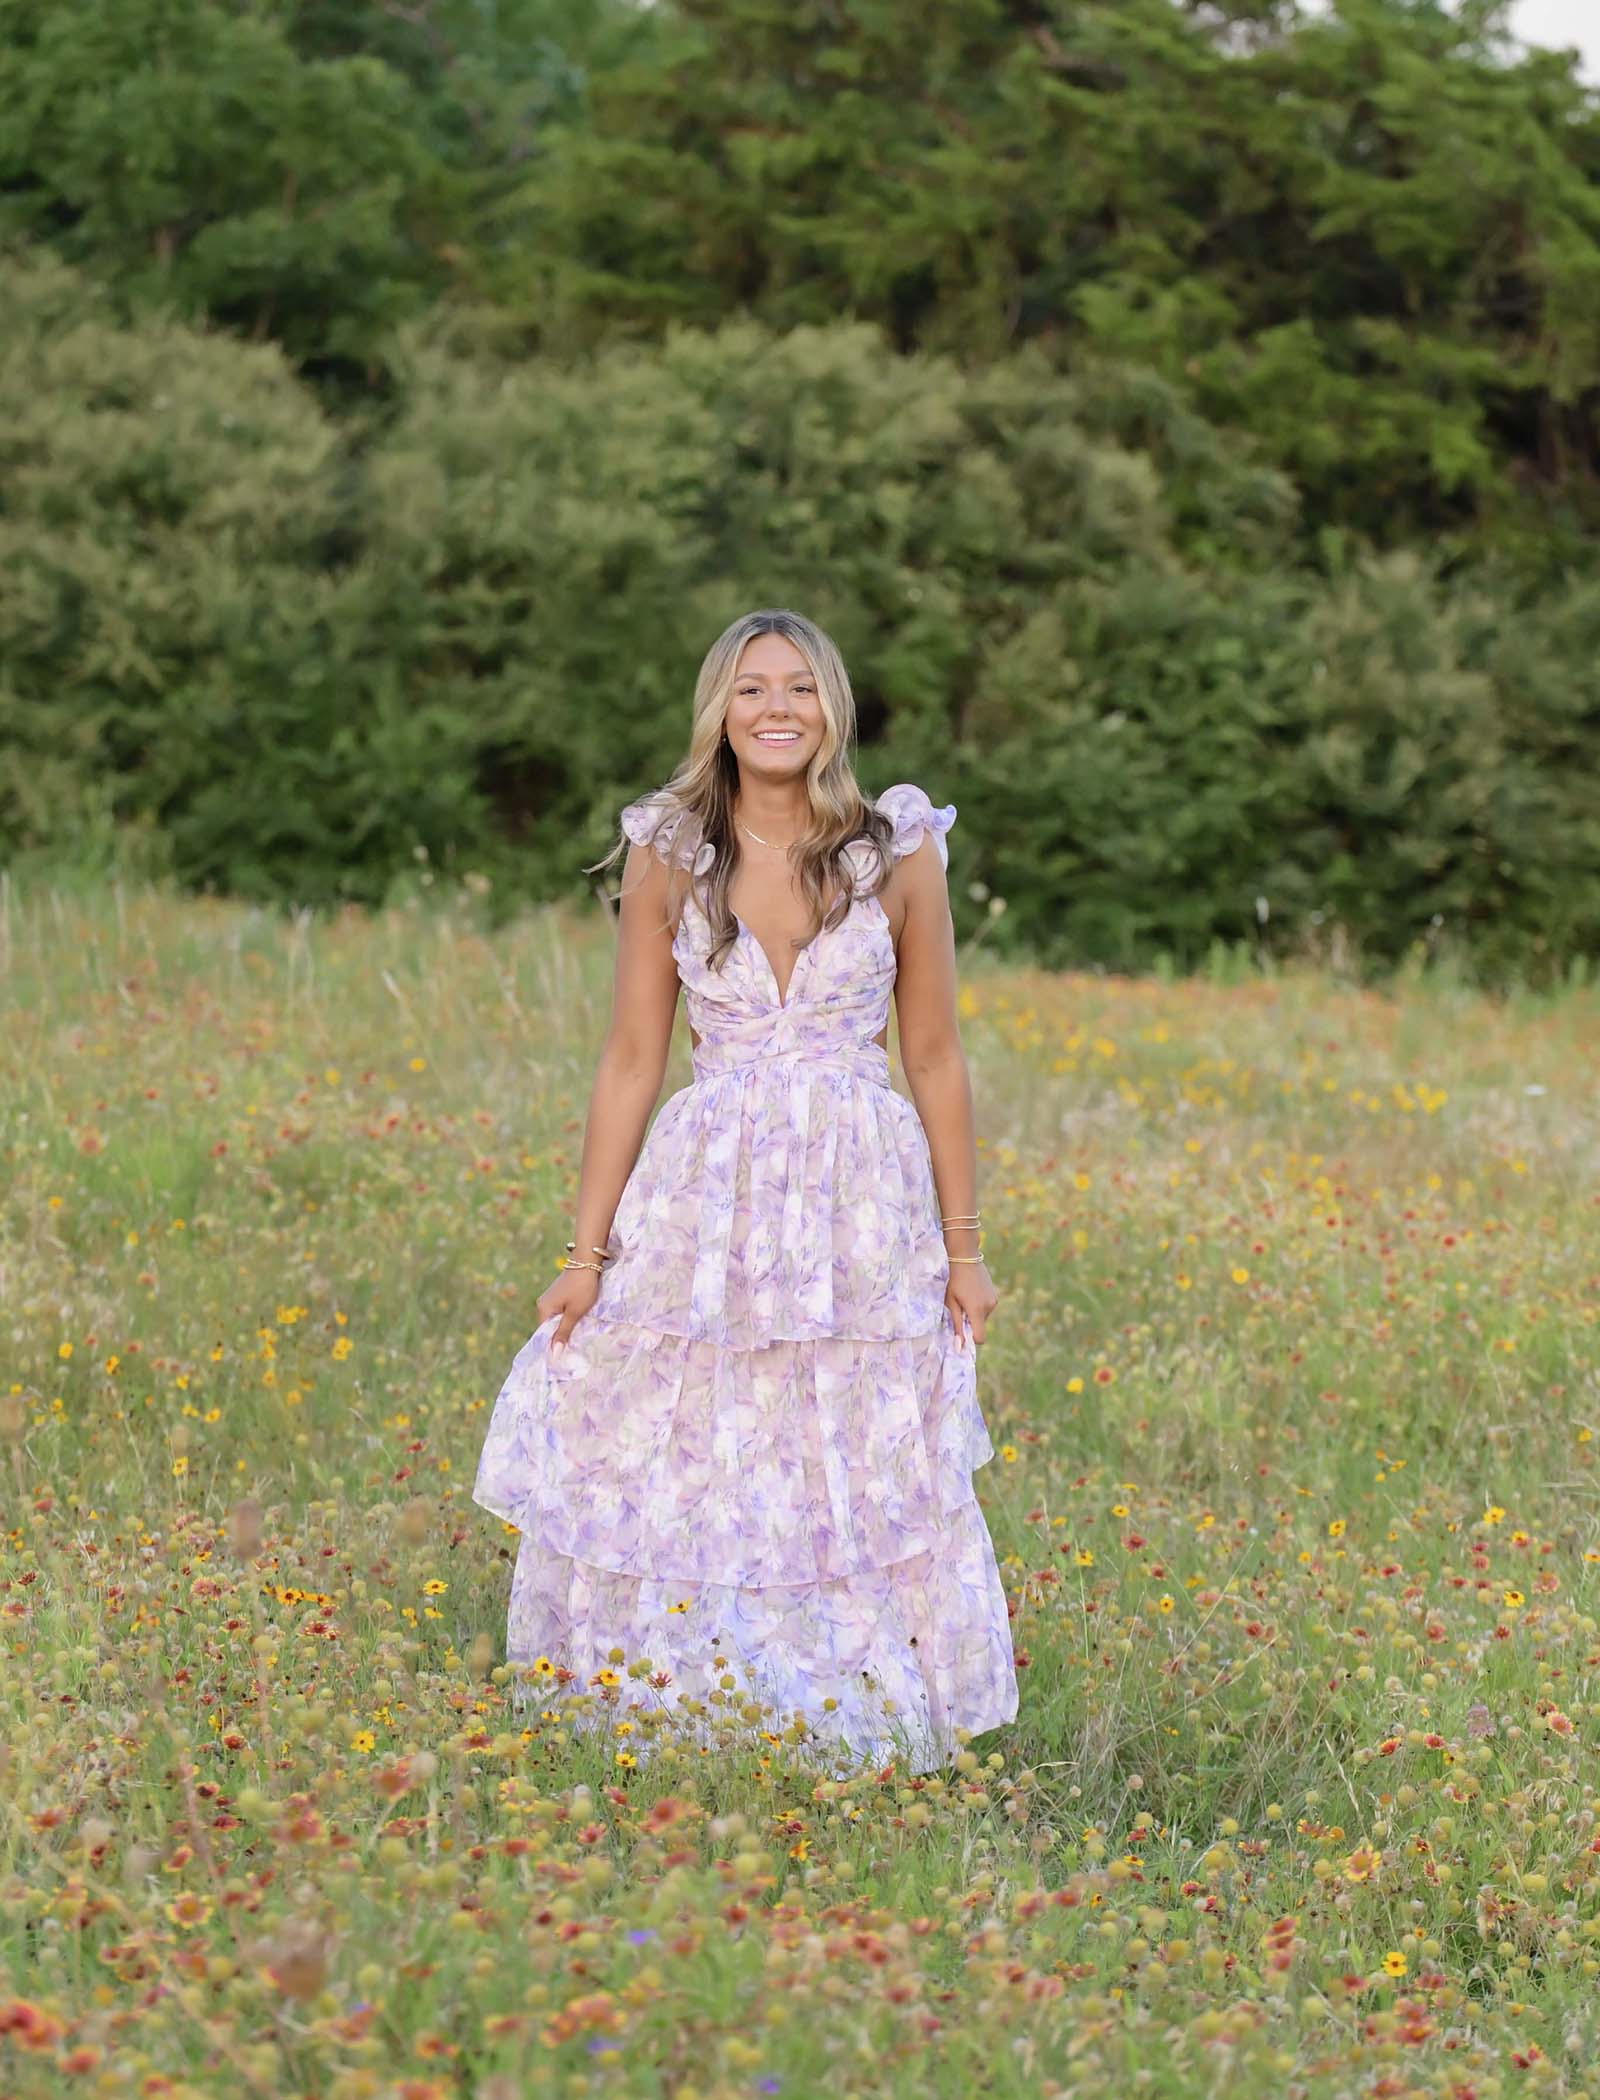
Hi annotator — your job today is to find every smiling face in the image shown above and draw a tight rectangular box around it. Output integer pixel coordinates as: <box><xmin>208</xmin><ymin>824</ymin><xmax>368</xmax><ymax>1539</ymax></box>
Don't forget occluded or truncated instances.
<box><xmin>722</xmin><ymin>631</ymin><xmax>828</xmax><ymax>784</ymax></box>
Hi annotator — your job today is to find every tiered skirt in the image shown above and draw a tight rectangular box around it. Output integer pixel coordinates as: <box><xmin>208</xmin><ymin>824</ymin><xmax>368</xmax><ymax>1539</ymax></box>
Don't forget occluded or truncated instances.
<box><xmin>470</xmin><ymin>1054</ymin><xmax>1019</xmax><ymax>1775</ymax></box>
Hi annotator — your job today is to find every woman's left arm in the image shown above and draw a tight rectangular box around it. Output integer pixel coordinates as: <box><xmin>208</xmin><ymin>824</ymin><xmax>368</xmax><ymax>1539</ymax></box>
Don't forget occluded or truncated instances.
<box><xmin>891</xmin><ymin>834</ymin><xmax>999</xmax><ymax>1348</ymax></box>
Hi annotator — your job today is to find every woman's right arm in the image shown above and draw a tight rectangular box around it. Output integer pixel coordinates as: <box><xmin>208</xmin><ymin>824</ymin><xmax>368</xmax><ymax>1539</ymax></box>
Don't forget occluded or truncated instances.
<box><xmin>540</xmin><ymin>839</ymin><xmax>682</xmax><ymax>1349</ymax></box>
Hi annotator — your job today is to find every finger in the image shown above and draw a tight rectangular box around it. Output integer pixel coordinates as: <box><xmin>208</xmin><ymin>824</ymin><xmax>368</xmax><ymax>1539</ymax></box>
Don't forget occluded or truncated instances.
<box><xmin>968</xmin><ymin>1314</ymin><xmax>985</xmax><ymax>1347</ymax></box>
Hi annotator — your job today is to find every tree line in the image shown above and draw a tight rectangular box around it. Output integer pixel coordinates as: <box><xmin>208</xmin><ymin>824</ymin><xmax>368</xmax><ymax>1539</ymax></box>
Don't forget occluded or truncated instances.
<box><xmin>1</xmin><ymin>1</ymin><xmax>1597</xmax><ymax>980</ymax></box>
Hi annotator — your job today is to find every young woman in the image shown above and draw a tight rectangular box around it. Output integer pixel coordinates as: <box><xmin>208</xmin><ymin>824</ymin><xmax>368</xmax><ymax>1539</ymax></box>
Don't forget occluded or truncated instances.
<box><xmin>471</xmin><ymin>608</ymin><xmax>1018</xmax><ymax>1775</ymax></box>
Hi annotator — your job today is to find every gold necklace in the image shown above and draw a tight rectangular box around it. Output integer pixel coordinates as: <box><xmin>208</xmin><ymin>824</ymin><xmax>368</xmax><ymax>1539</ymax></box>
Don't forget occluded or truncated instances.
<box><xmin>738</xmin><ymin>818</ymin><xmax>799</xmax><ymax>851</ymax></box>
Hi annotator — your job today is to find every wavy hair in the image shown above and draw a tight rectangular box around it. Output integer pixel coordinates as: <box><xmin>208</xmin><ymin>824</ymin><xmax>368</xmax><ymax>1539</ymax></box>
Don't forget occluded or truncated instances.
<box><xmin>588</xmin><ymin>608</ymin><xmax>897</xmax><ymax>974</ymax></box>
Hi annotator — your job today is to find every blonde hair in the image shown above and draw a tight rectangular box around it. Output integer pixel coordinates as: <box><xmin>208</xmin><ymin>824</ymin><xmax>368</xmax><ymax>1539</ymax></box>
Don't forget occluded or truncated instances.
<box><xmin>589</xmin><ymin>607</ymin><xmax>897</xmax><ymax>973</ymax></box>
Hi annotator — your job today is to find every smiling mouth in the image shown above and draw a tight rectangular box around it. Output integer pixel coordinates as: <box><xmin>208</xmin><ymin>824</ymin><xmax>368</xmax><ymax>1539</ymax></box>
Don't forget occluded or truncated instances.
<box><xmin>753</xmin><ymin>730</ymin><xmax>801</xmax><ymax>743</ymax></box>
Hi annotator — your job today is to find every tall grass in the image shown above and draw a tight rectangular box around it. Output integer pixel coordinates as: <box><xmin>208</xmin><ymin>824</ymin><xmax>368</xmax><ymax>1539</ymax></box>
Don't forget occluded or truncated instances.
<box><xmin>4</xmin><ymin>872</ymin><xmax>1600</xmax><ymax>2098</ymax></box>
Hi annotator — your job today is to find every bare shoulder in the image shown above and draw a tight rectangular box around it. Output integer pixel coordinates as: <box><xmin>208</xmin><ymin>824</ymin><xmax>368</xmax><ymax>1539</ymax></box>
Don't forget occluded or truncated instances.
<box><xmin>616</xmin><ymin>836</ymin><xmax>682</xmax><ymax>947</ymax></box>
<box><xmin>878</xmin><ymin>827</ymin><xmax>951</xmax><ymax>949</ymax></box>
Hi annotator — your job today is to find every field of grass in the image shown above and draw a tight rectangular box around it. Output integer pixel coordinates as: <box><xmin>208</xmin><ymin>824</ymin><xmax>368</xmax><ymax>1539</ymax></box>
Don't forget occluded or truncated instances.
<box><xmin>4</xmin><ymin>871</ymin><xmax>1600</xmax><ymax>2100</ymax></box>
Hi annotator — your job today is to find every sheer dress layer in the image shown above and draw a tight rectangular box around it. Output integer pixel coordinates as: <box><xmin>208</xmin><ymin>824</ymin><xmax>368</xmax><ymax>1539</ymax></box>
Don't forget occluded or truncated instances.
<box><xmin>471</xmin><ymin>782</ymin><xmax>1018</xmax><ymax>1774</ymax></box>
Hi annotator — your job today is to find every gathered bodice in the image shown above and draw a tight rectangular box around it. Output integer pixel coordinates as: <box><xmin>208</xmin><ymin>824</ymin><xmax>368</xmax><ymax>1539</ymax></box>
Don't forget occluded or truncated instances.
<box><xmin>676</xmin><ymin>888</ymin><xmax>897</xmax><ymax>1084</ymax></box>
<box><xmin>619</xmin><ymin>781</ymin><xmax>957</xmax><ymax>1089</ymax></box>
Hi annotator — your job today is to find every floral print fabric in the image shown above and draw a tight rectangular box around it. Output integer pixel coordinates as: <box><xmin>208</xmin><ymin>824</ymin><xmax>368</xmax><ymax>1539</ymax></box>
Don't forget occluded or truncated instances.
<box><xmin>471</xmin><ymin>783</ymin><xmax>1019</xmax><ymax>1775</ymax></box>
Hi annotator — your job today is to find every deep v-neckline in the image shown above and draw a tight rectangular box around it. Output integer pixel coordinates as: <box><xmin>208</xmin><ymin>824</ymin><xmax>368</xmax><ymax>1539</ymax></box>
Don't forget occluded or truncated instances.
<box><xmin>734</xmin><ymin>914</ymin><xmax>811</xmax><ymax>1010</ymax></box>
<box><xmin>679</xmin><ymin>889</ymin><xmax>893</xmax><ymax>1021</ymax></box>
<box><xmin>732</xmin><ymin>882</ymin><xmax>858</xmax><ymax>1009</ymax></box>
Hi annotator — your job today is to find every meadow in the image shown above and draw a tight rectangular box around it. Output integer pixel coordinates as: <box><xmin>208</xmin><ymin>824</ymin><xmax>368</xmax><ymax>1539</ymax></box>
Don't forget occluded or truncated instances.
<box><xmin>4</xmin><ymin>870</ymin><xmax>1600</xmax><ymax>2100</ymax></box>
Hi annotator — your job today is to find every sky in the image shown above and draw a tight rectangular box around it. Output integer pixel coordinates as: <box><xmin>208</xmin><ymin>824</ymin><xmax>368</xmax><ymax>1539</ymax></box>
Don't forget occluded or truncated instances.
<box><xmin>1292</xmin><ymin>1</ymin><xmax>1600</xmax><ymax>81</ymax></box>
<box><xmin>1503</xmin><ymin>0</ymin><xmax>1600</xmax><ymax>81</ymax></box>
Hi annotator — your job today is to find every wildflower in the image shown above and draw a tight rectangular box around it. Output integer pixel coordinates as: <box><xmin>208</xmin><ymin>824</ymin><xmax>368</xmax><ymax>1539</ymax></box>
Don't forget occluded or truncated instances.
<box><xmin>642</xmin><ymin>1798</ymin><xmax>692</xmax><ymax>1833</ymax></box>
<box><xmin>1482</xmin><ymin>1507</ymin><xmax>1506</xmax><ymax>1526</ymax></box>
<box><xmin>1382</xmin><ymin>1951</ymin><xmax>1408</xmax><ymax>1978</ymax></box>
<box><xmin>422</xmin><ymin>1579</ymin><xmax>448</xmax><ymax>1595</ymax></box>
<box><xmin>1328</xmin><ymin>1518</ymin><xmax>1346</xmax><ymax>1539</ymax></box>
<box><xmin>1503</xmin><ymin>1589</ymin><xmax>1526</xmax><ymax>1609</ymax></box>
<box><xmin>0</xmin><ymin>2000</ymin><xmax>65</xmax><ymax>2050</ymax></box>
<box><xmin>351</xmin><ymin>1732</ymin><xmax>377</xmax><ymax>1754</ymax></box>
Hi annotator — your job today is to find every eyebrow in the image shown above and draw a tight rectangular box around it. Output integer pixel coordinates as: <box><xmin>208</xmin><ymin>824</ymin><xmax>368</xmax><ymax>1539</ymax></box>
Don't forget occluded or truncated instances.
<box><xmin>735</xmin><ymin>671</ymin><xmax>814</xmax><ymax>681</ymax></box>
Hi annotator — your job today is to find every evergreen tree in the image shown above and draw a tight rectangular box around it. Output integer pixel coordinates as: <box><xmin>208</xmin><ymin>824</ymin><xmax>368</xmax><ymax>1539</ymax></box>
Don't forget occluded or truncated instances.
<box><xmin>0</xmin><ymin>0</ymin><xmax>655</xmax><ymax>378</ymax></box>
<box><xmin>485</xmin><ymin>0</ymin><xmax>1600</xmax><ymax>565</ymax></box>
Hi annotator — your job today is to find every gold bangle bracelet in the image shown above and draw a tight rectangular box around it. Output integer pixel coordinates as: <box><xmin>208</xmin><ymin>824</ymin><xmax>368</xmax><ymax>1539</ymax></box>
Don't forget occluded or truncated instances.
<box><xmin>562</xmin><ymin>1258</ymin><xmax>605</xmax><ymax>1274</ymax></box>
<box><xmin>947</xmin><ymin>1254</ymin><xmax>987</xmax><ymax>1264</ymax></box>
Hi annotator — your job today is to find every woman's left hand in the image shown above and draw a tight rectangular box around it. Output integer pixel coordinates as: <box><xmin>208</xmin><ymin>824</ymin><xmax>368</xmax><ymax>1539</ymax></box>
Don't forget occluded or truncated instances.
<box><xmin>945</xmin><ymin>1260</ymin><xmax>998</xmax><ymax>1349</ymax></box>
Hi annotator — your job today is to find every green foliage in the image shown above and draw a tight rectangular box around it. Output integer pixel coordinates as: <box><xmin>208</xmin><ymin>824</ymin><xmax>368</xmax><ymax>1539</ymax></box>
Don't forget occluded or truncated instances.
<box><xmin>0</xmin><ymin>0</ymin><xmax>432</xmax><ymax>370</ymax></box>
<box><xmin>0</xmin><ymin>0</ymin><xmax>655</xmax><ymax>376</ymax></box>
<box><xmin>4</xmin><ymin>248</ymin><xmax>1595</xmax><ymax>984</ymax></box>
<box><xmin>0</xmin><ymin>249</ymin><xmax>480</xmax><ymax>904</ymax></box>
<box><xmin>359</xmin><ymin>307</ymin><xmax>1301</xmax><ymax>901</ymax></box>
<box><xmin>482</xmin><ymin>0</ymin><xmax>1600</xmax><ymax>567</ymax></box>
<box><xmin>959</xmin><ymin>553</ymin><xmax>1600</xmax><ymax>978</ymax></box>
<box><xmin>3</xmin><ymin>0</ymin><xmax>1597</xmax><ymax>558</ymax></box>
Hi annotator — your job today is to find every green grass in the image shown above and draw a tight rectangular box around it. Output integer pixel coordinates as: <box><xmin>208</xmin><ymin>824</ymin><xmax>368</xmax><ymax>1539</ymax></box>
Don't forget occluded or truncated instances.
<box><xmin>3</xmin><ymin>870</ymin><xmax>1600</xmax><ymax>2098</ymax></box>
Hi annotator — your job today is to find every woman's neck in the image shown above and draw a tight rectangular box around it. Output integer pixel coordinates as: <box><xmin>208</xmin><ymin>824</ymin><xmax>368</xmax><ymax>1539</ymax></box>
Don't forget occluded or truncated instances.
<box><xmin>733</xmin><ymin>780</ymin><xmax>809</xmax><ymax>837</ymax></box>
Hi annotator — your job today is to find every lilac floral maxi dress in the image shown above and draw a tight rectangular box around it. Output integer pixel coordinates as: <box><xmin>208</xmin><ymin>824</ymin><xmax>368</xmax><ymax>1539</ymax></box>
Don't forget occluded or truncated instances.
<box><xmin>470</xmin><ymin>782</ymin><xmax>1019</xmax><ymax>1774</ymax></box>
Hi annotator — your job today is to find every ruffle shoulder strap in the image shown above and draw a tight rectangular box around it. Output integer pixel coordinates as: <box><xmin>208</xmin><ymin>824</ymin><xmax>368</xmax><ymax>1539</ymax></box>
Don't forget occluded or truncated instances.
<box><xmin>619</xmin><ymin>789</ymin><xmax>715</xmax><ymax>876</ymax></box>
<box><xmin>874</xmin><ymin>781</ymin><xmax>957</xmax><ymax>871</ymax></box>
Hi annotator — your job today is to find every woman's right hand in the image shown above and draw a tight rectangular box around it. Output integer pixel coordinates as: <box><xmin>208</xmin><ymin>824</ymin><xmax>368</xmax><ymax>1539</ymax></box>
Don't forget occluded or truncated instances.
<box><xmin>536</xmin><ymin>1264</ymin><xmax>603</xmax><ymax>1353</ymax></box>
